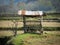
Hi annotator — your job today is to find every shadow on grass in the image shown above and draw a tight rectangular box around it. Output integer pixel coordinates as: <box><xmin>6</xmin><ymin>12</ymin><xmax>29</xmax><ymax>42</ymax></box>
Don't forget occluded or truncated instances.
<box><xmin>0</xmin><ymin>27</ymin><xmax>60</xmax><ymax>31</ymax></box>
<box><xmin>56</xmin><ymin>35</ymin><xmax>60</xmax><ymax>37</ymax></box>
<box><xmin>0</xmin><ymin>36</ymin><xmax>12</xmax><ymax>45</ymax></box>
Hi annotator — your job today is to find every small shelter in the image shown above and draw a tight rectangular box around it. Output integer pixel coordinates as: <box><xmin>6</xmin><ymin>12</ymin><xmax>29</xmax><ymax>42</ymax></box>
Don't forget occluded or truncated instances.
<box><xmin>18</xmin><ymin>10</ymin><xmax>46</xmax><ymax>33</ymax></box>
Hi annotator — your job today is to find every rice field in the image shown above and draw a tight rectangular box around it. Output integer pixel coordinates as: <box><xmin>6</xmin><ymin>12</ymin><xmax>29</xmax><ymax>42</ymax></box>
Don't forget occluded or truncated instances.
<box><xmin>0</xmin><ymin>20</ymin><xmax>60</xmax><ymax>27</ymax></box>
<box><xmin>0</xmin><ymin>20</ymin><xmax>60</xmax><ymax>37</ymax></box>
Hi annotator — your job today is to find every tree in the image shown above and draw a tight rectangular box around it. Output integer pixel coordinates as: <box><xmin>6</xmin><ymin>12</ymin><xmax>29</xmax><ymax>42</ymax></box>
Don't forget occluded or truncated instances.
<box><xmin>12</xmin><ymin>20</ymin><xmax>18</xmax><ymax>36</ymax></box>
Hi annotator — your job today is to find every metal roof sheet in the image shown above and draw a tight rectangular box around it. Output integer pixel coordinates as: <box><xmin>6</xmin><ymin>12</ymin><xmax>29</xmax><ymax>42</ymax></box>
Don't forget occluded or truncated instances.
<box><xmin>18</xmin><ymin>10</ymin><xmax>43</xmax><ymax>16</ymax></box>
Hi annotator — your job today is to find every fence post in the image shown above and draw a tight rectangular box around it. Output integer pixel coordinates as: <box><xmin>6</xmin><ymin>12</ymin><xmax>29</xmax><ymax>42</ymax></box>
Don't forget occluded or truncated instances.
<box><xmin>23</xmin><ymin>16</ymin><xmax>27</xmax><ymax>33</ymax></box>
<box><xmin>40</xmin><ymin>16</ymin><xmax>43</xmax><ymax>34</ymax></box>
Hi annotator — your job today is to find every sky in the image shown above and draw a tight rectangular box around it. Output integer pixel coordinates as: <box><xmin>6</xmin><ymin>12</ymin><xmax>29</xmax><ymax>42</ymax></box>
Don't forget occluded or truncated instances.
<box><xmin>0</xmin><ymin>0</ymin><xmax>60</xmax><ymax>12</ymax></box>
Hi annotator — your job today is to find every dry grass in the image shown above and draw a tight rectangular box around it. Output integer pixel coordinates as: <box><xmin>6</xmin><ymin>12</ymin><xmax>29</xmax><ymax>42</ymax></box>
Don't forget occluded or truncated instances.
<box><xmin>0</xmin><ymin>30</ymin><xmax>24</xmax><ymax>37</ymax></box>
<box><xmin>0</xmin><ymin>30</ymin><xmax>14</xmax><ymax>37</ymax></box>
<box><xmin>0</xmin><ymin>21</ymin><xmax>60</xmax><ymax>27</ymax></box>
<box><xmin>42</xmin><ymin>22</ymin><xmax>60</xmax><ymax>27</ymax></box>
<box><xmin>0</xmin><ymin>20</ymin><xmax>23</xmax><ymax>27</ymax></box>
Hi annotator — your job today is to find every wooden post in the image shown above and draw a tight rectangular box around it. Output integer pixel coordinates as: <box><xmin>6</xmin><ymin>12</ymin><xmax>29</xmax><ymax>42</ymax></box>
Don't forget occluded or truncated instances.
<box><xmin>23</xmin><ymin>16</ymin><xmax>27</xmax><ymax>33</ymax></box>
<box><xmin>14</xmin><ymin>20</ymin><xmax>18</xmax><ymax>36</ymax></box>
<box><xmin>40</xmin><ymin>16</ymin><xmax>43</xmax><ymax>34</ymax></box>
<box><xmin>21</xmin><ymin>10</ymin><xmax>27</xmax><ymax>33</ymax></box>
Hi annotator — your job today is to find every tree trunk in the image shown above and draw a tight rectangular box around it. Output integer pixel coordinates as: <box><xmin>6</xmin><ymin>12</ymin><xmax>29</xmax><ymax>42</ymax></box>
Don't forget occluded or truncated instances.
<box><xmin>12</xmin><ymin>20</ymin><xmax>18</xmax><ymax>36</ymax></box>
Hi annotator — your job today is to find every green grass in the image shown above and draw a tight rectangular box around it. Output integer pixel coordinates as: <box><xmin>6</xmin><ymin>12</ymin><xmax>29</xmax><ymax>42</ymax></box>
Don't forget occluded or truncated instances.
<box><xmin>10</xmin><ymin>32</ymin><xmax>60</xmax><ymax>45</ymax></box>
<box><xmin>12</xmin><ymin>34</ymin><xmax>39</xmax><ymax>45</ymax></box>
<box><xmin>11</xmin><ymin>33</ymin><xmax>45</xmax><ymax>45</ymax></box>
<box><xmin>0</xmin><ymin>14</ymin><xmax>60</xmax><ymax>20</ymax></box>
<box><xmin>0</xmin><ymin>17</ymin><xmax>23</xmax><ymax>21</ymax></box>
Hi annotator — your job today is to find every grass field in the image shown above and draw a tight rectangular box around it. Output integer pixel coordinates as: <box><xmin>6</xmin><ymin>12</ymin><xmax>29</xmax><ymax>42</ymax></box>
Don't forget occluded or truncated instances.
<box><xmin>8</xmin><ymin>31</ymin><xmax>60</xmax><ymax>45</ymax></box>
<box><xmin>0</xmin><ymin>20</ymin><xmax>60</xmax><ymax>27</ymax></box>
<box><xmin>0</xmin><ymin>31</ymin><xmax>60</xmax><ymax>45</ymax></box>
<box><xmin>0</xmin><ymin>20</ymin><xmax>60</xmax><ymax>37</ymax></box>
<box><xmin>0</xmin><ymin>15</ymin><xmax>60</xmax><ymax>45</ymax></box>
<box><xmin>0</xmin><ymin>30</ymin><xmax>24</xmax><ymax>37</ymax></box>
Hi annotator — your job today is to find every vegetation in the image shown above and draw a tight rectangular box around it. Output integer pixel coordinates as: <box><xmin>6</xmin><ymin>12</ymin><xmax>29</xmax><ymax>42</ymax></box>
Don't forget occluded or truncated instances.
<box><xmin>9</xmin><ymin>31</ymin><xmax>60</xmax><ymax>45</ymax></box>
